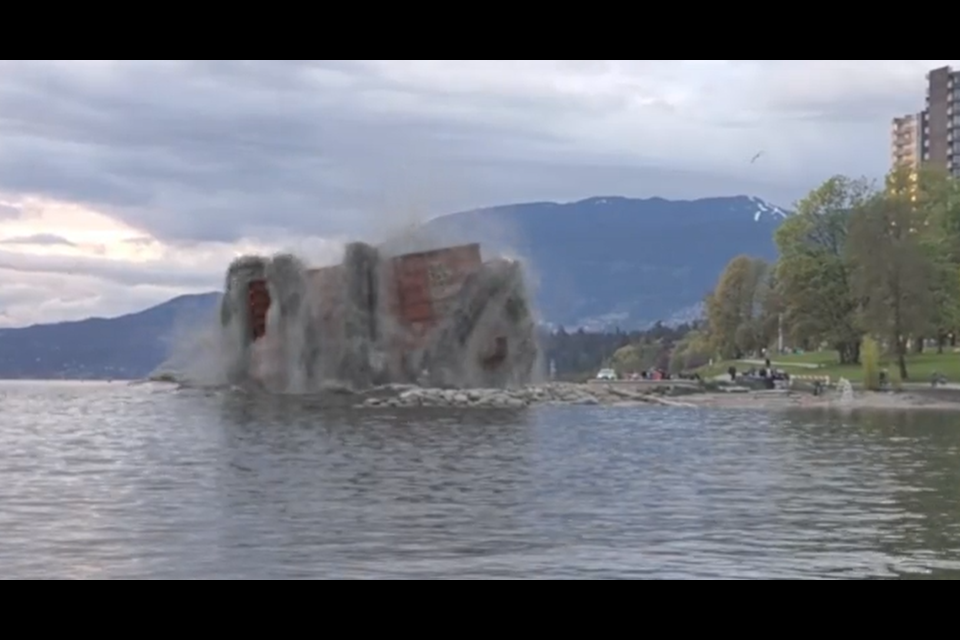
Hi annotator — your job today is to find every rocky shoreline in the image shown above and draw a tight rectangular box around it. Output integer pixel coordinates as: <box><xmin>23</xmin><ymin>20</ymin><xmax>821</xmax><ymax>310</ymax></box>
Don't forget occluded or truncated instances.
<box><xmin>148</xmin><ymin>375</ymin><xmax>960</xmax><ymax>412</ymax></box>
<box><xmin>353</xmin><ymin>382</ymin><xmax>960</xmax><ymax>412</ymax></box>
<box><xmin>356</xmin><ymin>382</ymin><xmax>698</xmax><ymax>409</ymax></box>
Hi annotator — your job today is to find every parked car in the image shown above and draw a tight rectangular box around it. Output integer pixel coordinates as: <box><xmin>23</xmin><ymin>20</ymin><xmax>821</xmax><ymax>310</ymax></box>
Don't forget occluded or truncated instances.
<box><xmin>596</xmin><ymin>368</ymin><xmax>618</xmax><ymax>381</ymax></box>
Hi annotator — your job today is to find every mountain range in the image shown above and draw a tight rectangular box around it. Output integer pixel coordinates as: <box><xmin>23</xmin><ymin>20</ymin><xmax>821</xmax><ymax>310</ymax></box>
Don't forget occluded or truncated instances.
<box><xmin>0</xmin><ymin>195</ymin><xmax>788</xmax><ymax>379</ymax></box>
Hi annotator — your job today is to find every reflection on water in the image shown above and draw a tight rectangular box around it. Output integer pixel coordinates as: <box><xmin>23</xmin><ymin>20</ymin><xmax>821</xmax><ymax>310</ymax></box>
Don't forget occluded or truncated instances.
<box><xmin>1</xmin><ymin>380</ymin><xmax>960</xmax><ymax>579</ymax></box>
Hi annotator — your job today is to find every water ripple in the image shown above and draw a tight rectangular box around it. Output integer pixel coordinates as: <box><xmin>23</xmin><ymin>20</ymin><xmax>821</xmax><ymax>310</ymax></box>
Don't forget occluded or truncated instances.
<box><xmin>2</xmin><ymin>380</ymin><xmax>960</xmax><ymax>579</ymax></box>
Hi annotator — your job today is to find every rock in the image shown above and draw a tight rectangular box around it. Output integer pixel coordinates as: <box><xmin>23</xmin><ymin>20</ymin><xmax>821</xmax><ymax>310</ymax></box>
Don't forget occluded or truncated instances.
<box><xmin>607</xmin><ymin>387</ymin><xmax>643</xmax><ymax>400</ymax></box>
<box><xmin>350</xmin><ymin>380</ymin><xmax>706</xmax><ymax>410</ymax></box>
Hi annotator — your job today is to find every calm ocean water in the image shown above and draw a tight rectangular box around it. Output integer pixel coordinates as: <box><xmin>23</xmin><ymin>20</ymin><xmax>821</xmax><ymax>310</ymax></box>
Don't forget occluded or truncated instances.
<box><xmin>2</xmin><ymin>380</ymin><xmax>960</xmax><ymax>580</ymax></box>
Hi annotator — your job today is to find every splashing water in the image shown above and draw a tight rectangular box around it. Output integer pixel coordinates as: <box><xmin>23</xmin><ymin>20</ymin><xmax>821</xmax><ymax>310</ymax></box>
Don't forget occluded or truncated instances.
<box><xmin>837</xmin><ymin>378</ymin><xmax>855</xmax><ymax>404</ymax></box>
<box><xmin>153</xmin><ymin>239</ymin><xmax>542</xmax><ymax>394</ymax></box>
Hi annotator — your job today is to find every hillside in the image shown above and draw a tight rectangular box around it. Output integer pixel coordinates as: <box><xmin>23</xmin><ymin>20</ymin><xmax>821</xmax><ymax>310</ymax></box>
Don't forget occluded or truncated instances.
<box><xmin>0</xmin><ymin>194</ymin><xmax>788</xmax><ymax>379</ymax></box>
<box><xmin>0</xmin><ymin>293</ymin><xmax>220</xmax><ymax>379</ymax></box>
<box><xmin>418</xmin><ymin>194</ymin><xmax>786</xmax><ymax>329</ymax></box>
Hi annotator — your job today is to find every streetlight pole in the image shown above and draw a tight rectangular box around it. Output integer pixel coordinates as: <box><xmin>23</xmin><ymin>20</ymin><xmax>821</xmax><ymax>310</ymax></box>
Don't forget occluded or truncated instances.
<box><xmin>778</xmin><ymin>313</ymin><xmax>784</xmax><ymax>354</ymax></box>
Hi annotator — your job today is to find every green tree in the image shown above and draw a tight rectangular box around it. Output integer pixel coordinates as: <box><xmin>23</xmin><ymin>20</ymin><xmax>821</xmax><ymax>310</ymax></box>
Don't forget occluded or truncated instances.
<box><xmin>847</xmin><ymin>184</ymin><xmax>933</xmax><ymax>380</ymax></box>
<box><xmin>705</xmin><ymin>255</ymin><xmax>769</xmax><ymax>359</ymax></box>
<box><xmin>610</xmin><ymin>344</ymin><xmax>645</xmax><ymax>372</ymax></box>
<box><xmin>610</xmin><ymin>342</ymin><xmax>666</xmax><ymax>374</ymax></box>
<box><xmin>775</xmin><ymin>175</ymin><xmax>872</xmax><ymax>364</ymax></box>
<box><xmin>916</xmin><ymin>165</ymin><xmax>960</xmax><ymax>254</ymax></box>
<box><xmin>669</xmin><ymin>330</ymin><xmax>713</xmax><ymax>373</ymax></box>
<box><xmin>913</xmin><ymin>167</ymin><xmax>960</xmax><ymax>350</ymax></box>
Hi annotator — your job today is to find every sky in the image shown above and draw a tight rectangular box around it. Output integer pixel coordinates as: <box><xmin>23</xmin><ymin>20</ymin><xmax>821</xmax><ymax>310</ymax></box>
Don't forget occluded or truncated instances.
<box><xmin>0</xmin><ymin>59</ymin><xmax>956</xmax><ymax>328</ymax></box>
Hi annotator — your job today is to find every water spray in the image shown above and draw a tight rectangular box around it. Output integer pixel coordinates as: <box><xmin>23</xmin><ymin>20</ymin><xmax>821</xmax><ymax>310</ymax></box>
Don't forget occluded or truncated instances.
<box><xmin>163</xmin><ymin>234</ymin><xmax>541</xmax><ymax>394</ymax></box>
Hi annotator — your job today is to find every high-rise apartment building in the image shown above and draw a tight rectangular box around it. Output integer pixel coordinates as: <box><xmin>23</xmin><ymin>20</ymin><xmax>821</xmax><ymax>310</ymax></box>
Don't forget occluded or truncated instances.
<box><xmin>891</xmin><ymin>113</ymin><xmax>922</xmax><ymax>172</ymax></box>
<box><xmin>920</xmin><ymin>66</ymin><xmax>960</xmax><ymax>178</ymax></box>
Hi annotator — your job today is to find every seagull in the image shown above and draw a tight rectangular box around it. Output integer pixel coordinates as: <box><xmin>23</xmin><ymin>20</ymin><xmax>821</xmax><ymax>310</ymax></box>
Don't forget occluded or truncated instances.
<box><xmin>750</xmin><ymin>151</ymin><xmax>764</xmax><ymax>164</ymax></box>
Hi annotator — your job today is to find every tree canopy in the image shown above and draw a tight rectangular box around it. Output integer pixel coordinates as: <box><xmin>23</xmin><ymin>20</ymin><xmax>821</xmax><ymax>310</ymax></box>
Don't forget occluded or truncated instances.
<box><xmin>702</xmin><ymin>167</ymin><xmax>960</xmax><ymax>380</ymax></box>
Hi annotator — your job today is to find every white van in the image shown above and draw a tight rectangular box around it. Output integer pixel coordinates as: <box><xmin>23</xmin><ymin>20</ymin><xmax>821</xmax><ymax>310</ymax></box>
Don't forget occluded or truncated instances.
<box><xmin>596</xmin><ymin>368</ymin><xmax>617</xmax><ymax>381</ymax></box>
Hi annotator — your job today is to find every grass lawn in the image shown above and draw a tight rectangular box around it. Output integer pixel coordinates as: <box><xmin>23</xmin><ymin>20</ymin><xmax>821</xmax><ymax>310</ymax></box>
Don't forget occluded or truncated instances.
<box><xmin>697</xmin><ymin>349</ymin><xmax>960</xmax><ymax>384</ymax></box>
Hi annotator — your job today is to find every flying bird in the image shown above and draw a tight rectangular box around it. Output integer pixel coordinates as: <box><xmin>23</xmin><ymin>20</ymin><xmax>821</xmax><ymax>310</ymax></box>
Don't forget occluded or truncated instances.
<box><xmin>750</xmin><ymin>151</ymin><xmax>764</xmax><ymax>164</ymax></box>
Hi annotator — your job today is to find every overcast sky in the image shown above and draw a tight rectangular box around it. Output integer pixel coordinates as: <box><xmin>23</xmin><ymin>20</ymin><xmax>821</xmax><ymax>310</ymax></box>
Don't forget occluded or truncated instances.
<box><xmin>0</xmin><ymin>59</ymin><xmax>955</xmax><ymax>327</ymax></box>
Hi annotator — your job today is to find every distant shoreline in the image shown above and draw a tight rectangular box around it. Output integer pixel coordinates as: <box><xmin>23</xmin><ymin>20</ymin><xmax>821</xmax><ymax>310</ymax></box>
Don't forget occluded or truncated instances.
<box><xmin>6</xmin><ymin>378</ymin><xmax>960</xmax><ymax>413</ymax></box>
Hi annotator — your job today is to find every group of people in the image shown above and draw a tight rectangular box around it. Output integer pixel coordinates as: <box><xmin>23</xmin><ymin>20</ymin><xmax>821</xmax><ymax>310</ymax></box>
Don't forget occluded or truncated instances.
<box><xmin>625</xmin><ymin>369</ymin><xmax>702</xmax><ymax>382</ymax></box>
<box><xmin>727</xmin><ymin>359</ymin><xmax>791</xmax><ymax>389</ymax></box>
<box><xmin>626</xmin><ymin>369</ymin><xmax>668</xmax><ymax>381</ymax></box>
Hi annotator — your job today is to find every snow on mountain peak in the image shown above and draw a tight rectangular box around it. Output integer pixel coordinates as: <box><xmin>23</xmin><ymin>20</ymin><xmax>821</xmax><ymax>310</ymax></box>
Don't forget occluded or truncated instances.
<box><xmin>748</xmin><ymin>196</ymin><xmax>789</xmax><ymax>222</ymax></box>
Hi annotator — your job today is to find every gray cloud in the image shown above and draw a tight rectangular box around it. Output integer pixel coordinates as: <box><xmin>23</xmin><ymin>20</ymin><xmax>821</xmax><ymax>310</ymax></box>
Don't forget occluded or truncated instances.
<box><xmin>123</xmin><ymin>237</ymin><xmax>155</xmax><ymax>246</ymax></box>
<box><xmin>0</xmin><ymin>267</ymin><xmax>192</xmax><ymax>328</ymax></box>
<box><xmin>745</xmin><ymin>60</ymin><xmax>942</xmax><ymax>122</ymax></box>
<box><xmin>0</xmin><ymin>60</ymin><xmax>578</xmax><ymax>242</ymax></box>
<box><xmin>0</xmin><ymin>60</ymin><xmax>841</xmax><ymax>247</ymax></box>
<box><xmin>0</xmin><ymin>248</ymin><xmax>218</xmax><ymax>290</ymax></box>
<box><xmin>0</xmin><ymin>59</ymin><xmax>957</xmax><ymax>330</ymax></box>
<box><xmin>0</xmin><ymin>233</ymin><xmax>75</xmax><ymax>247</ymax></box>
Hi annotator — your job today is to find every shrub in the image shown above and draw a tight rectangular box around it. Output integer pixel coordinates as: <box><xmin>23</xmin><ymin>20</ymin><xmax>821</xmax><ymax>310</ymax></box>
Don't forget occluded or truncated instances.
<box><xmin>862</xmin><ymin>336</ymin><xmax>881</xmax><ymax>391</ymax></box>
